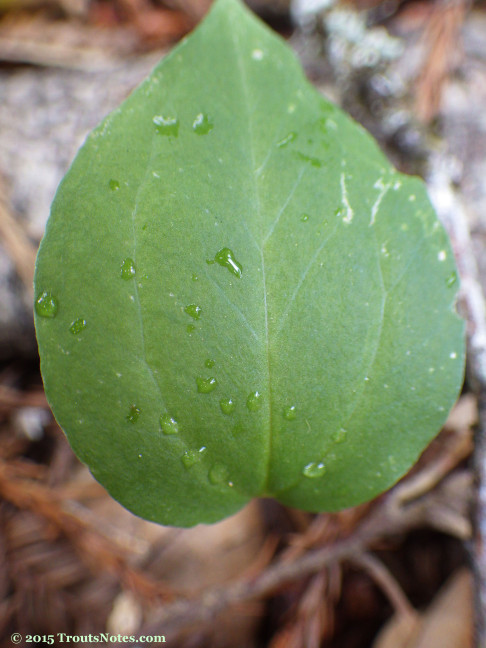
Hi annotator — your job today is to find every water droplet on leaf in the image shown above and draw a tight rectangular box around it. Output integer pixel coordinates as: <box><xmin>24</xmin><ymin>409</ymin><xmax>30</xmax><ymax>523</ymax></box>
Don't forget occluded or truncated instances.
<box><xmin>197</xmin><ymin>377</ymin><xmax>217</xmax><ymax>393</ymax></box>
<box><xmin>205</xmin><ymin>359</ymin><xmax>215</xmax><ymax>368</ymax></box>
<box><xmin>296</xmin><ymin>152</ymin><xmax>324</xmax><ymax>168</ymax></box>
<box><xmin>120</xmin><ymin>258</ymin><xmax>136</xmax><ymax>280</ymax></box>
<box><xmin>185</xmin><ymin>304</ymin><xmax>202</xmax><ymax>320</ymax></box>
<box><xmin>35</xmin><ymin>291</ymin><xmax>58</xmax><ymax>318</ymax></box>
<box><xmin>127</xmin><ymin>405</ymin><xmax>141</xmax><ymax>423</ymax></box>
<box><xmin>276</xmin><ymin>132</ymin><xmax>297</xmax><ymax>148</ymax></box>
<box><xmin>220</xmin><ymin>398</ymin><xmax>235</xmax><ymax>415</ymax></box>
<box><xmin>153</xmin><ymin>115</ymin><xmax>179</xmax><ymax>136</ymax></box>
<box><xmin>300</xmin><ymin>214</ymin><xmax>309</xmax><ymax>222</ymax></box>
<box><xmin>446</xmin><ymin>271</ymin><xmax>457</xmax><ymax>287</ymax></box>
<box><xmin>181</xmin><ymin>449</ymin><xmax>202</xmax><ymax>468</ymax></box>
<box><xmin>246</xmin><ymin>391</ymin><xmax>262</xmax><ymax>412</ymax></box>
<box><xmin>332</xmin><ymin>428</ymin><xmax>347</xmax><ymax>443</ymax></box>
<box><xmin>212</xmin><ymin>248</ymin><xmax>243</xmax><ymax>278</ymax></box>
<box><xmin>192</xmin><ymin>113</ymin><xmax>213</xmax><ymax>135</ymax></box>
<box><xmin>209</xmin><ymin>463</ymin><xmax>229</xmax><ymax>484</ymax></box>
<box><xmin>318</xmin><ymin>117</ymin><xmax>329</xmax><ymax>133</ymax></box>
<box><xmin>187</xmin><ymin>324</ymin><xmax>196</xmax><ymax>335</ymax></box>
<box><xmin>303</xmin><ymin>462</ymin><xmax>326</xmax><ymax>478</ymax></box>
<box><xmin>108</xmin><ymin>179</ymin><xmax>120</xmax><ymax>191</ymax></box>
<box><xmin>283</xmin><ymin>405</ymin><xmax>296</xmax><ymax>421</ymax></box>
<box><xmin>160</xmin><ymin>414</ymin><xmax>179</xmax><ymax>435</ymax></box>
<box><xmin>70</xmin><ymin>318</ymin><xmax>87</xmax><ymax>335</ymax></box>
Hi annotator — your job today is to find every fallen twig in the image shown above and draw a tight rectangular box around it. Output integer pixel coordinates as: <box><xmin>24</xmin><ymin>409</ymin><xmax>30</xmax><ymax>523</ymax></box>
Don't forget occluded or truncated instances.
<box><xmin>349</xmin><ymin>552</ymin><xmax>418</xmax><ymax>622</ymax></box>
<box><xmin>0</xmin><ymin>36</ymin><xmax>122</xmax><ymax>71</ymax></box>
<box><xmin>118</xmin><ymin>466</ymin><xmax>472</xmax><ymax>642</ymax></box>
<box><xmin>0</xmin><ymin>459</ymin><xmax>174</xmax><ymax>602</ymax></box>
<box><xmin>415</xmin><ymin>0</ymin><xmax>468</xmax><ymax>122</ymax></box>
<box><xmin>427</xmin><ymin>154</ymin><xmax>486</xmax><ymax>645</ymax></box>
<box><xmin>0</xmin><ymin>191</ymin><xmax>37</xmax><ymax>297</ymax></box>
<box><xmin>0</xmin><ymin>384</ymin><xmax>48</xmax><ymax>412</ymax></box>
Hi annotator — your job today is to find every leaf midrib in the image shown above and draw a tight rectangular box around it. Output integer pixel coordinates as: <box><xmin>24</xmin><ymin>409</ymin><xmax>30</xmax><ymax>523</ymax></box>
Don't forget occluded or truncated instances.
<box><xmin>230</xmin><ymin>18</ymin><xmax>274</xmax><ymax>495</ymax></box>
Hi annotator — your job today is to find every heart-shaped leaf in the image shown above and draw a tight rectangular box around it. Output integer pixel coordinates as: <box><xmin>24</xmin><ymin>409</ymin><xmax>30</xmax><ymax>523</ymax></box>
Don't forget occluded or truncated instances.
<box><xmin>34</xmin><ymin>0</ymin><xmax>465</xmax><ymax>526</ymax></box>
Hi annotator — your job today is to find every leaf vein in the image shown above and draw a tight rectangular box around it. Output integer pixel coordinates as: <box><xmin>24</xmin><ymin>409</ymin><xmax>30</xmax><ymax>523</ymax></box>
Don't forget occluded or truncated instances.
<box><xmin>130</xmin><ymin>142</ymin><xmax>167</xmax><ymax>410</ymax></box>
<box><xmin>274</xmin><ymin>221</ymin><xmax>340</xmax><ymax>339</ymax></box>
<box><xmin>387</xmin><ymin>237</ymin><xmax>428</xmax><ymax>294</ymax></box>
<box><xmin>263</xmin><ymin>167</ymin><xmax>306</xmax><ymax>246</ymax></box>
<box><xmin>232</xmin><ymin>24</ymin><xmax>274</xmax><ymax>489</ymax></box>
<box><xmin>203</xmin><ymin>270</ymin><xmax>260</xmax><ymax>341</ymax></box>
<box><xmin>254</xmin><ymin>112</ymin><xmax>289</xmax><ymax>177</ymax></box>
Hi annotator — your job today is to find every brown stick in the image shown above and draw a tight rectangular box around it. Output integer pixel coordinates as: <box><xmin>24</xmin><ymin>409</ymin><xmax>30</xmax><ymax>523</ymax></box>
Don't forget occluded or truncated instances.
<box><xmin>0</xmin><ymin>194</ymin><xmax>37</xmax><ymax>297</ymax></box>
<box><xmin>350</xmin><ymin>552</ymin><xmax>418</xmax><ymax>621</ymax></box>
<box><xmin>428</xmin><ymin>159</ymin><xmax>486</xmax><ymax>646</ymax></box>
<box><xmin>119</xmin><ymin>469</ymin><xmax>470</xmax><ymax>642</ymax></box>
<box><xmin>476</xmin><ymin>393</ymin><xmax>486</xmax><ymax>647</ymax></box>
<box><xmin>415</xmin><ymin>0</ymin><xmax>468</xmax><ymax>122</ymax></box>
<box><xmin>0</xmin><ymin>385</ymin><xmax>48</xmax><ymax>411</ymax></box>
<box><xmin>0</xmin><ymin>36</ymin><xmax>120</xmax><ymax>71</ymax></box>
<box><xmin>0</xmin><ymin>459</ymin><xmax>174</xmax><ymax>601</ymax></box>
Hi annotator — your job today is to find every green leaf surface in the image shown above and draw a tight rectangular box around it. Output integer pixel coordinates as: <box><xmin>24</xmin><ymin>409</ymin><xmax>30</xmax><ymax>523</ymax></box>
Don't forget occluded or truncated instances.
<box><xmin>34</xmin><ymin>0</ymin><xmax>465</xmax><ymax>526</ymax></box>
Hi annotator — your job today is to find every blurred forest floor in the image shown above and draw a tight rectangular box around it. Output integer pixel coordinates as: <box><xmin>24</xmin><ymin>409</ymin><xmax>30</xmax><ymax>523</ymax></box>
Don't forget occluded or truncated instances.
<box><xmin>0</xmin><ymin>0</ymin><xmax>485</xmax><ymax>646</ymax></box>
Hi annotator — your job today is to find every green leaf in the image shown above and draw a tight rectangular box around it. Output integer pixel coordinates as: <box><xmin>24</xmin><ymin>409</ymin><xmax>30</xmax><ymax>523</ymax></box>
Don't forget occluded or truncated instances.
<box><xmin>34</xmin><ymin>0</ymin><xmax>465</xmax><ymax>527</ymax></box>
